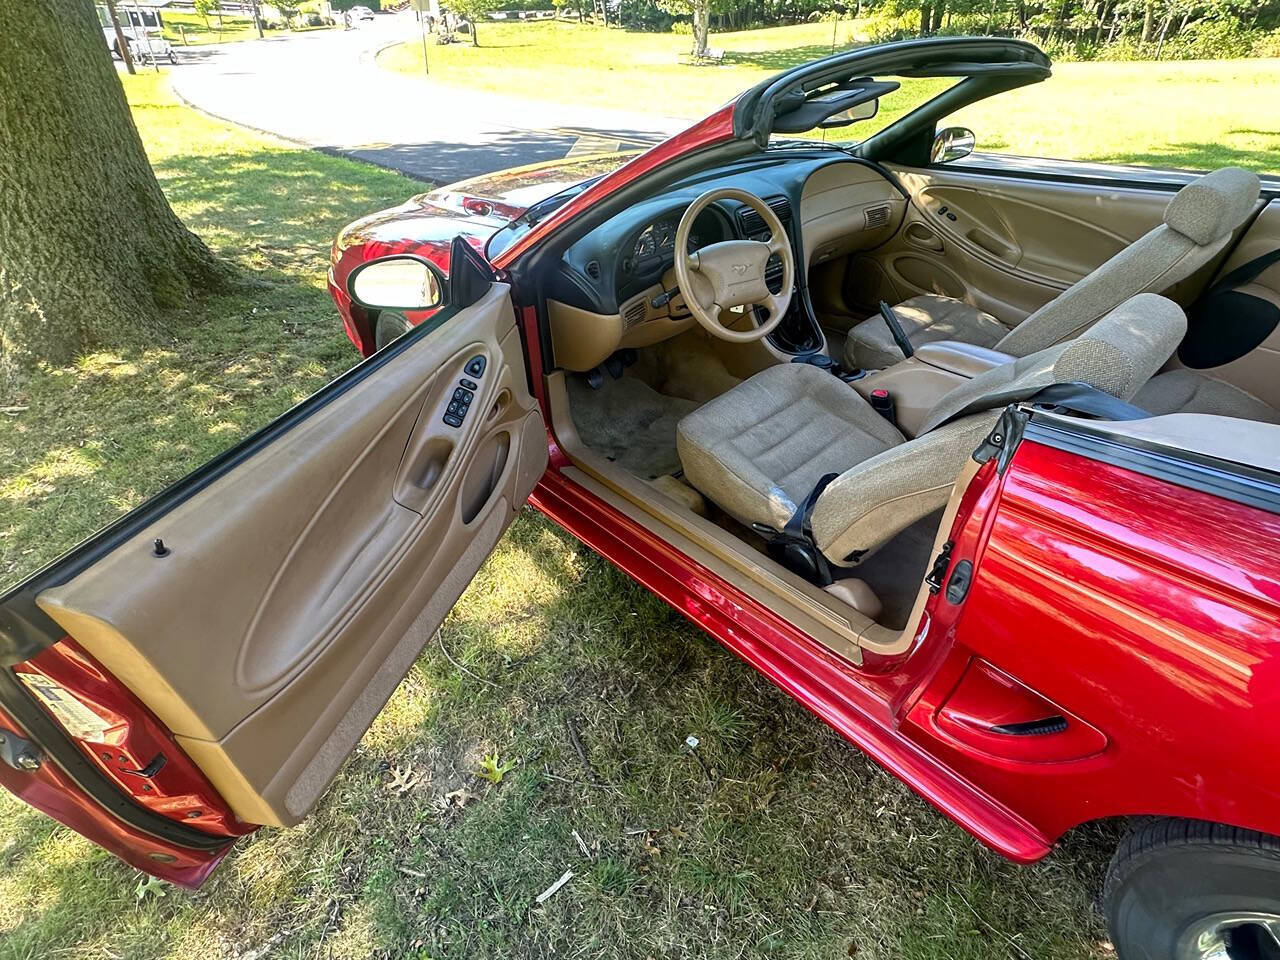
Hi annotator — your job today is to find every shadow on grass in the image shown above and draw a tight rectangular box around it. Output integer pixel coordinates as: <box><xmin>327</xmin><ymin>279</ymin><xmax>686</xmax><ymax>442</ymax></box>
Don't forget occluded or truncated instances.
<box><xmin>721</xmin><ymin>39</ymin><xmax>867</xmax><ymax>71</ymax></box>
<box><xmin>1084</xmin><ymin>139</ymin><xmax>1280</xmax><ymax>174</ymax></box>
<box><xmin>348</xmin><ymin>511</ymin><xmax>1117</xmax><ymax>958</ymax></box>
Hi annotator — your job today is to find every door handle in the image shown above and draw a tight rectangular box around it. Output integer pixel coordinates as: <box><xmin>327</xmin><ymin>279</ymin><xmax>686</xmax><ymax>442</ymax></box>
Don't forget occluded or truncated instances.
<box><xmin>904</xmin><ymin>221</ymin><xmax>944</xmax><ymax>252</ymax></box>
<box><xmin>966</xmin><ymin>228</ymin><xmax>1018</xmax><ymax>263</ymax></box>
<box><xmin>395</xmin><ymin>435</ymin><xmax>454</xmax><ymax>514</ymax></box>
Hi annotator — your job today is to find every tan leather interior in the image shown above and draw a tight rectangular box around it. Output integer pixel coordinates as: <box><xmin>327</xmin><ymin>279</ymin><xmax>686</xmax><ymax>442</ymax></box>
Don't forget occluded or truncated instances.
<box><xmin>37</xmin><ymin>283</ymin><xmax>547</xmax><ymax>827</ymax></box>
<box><xmin>854</xmin><ymin>165</ymin><xmax>1185</xmax><ymax>323</ymax></box>
<box><xmin>840</xmin><ymin>167</ymin><xmax>1261</xmax><ymax>369</ymax></box>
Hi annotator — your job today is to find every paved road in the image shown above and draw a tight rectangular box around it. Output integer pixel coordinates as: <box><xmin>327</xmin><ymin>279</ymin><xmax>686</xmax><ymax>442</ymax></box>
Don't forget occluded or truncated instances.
<box><xmin>166</xmin><ymin>16</ymin><xmax>692</xmax><ymax>185</ymax></box>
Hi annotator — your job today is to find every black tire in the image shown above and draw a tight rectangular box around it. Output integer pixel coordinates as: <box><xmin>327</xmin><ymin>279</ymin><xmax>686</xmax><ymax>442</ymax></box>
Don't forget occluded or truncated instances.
<box><xmin>1104</xmin><ymin>818</ymin><xmax>1280</xmax><ymax>959</ymax></box>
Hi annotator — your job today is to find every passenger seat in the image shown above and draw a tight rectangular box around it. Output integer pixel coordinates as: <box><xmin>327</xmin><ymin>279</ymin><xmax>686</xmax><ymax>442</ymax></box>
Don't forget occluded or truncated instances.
<box><xmin>1135</xmin><ymin>369</ymin><xmax>1280</xmax><ymax>423</ymax></box>
<box><xmin>843</xmin><ymin>167</ymin><xmax>1261</xmax><ymax>370</ymax></box>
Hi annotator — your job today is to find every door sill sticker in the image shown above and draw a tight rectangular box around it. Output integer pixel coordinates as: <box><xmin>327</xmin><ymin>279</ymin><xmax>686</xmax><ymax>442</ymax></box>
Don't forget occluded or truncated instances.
<box><xmin>16</xmin><ymin>672</ymin><xmax>113</xmax><ymax>742</ymax></box>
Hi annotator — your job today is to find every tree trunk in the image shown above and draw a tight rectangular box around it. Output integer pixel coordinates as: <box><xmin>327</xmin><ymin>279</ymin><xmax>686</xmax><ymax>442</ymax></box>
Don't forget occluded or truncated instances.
<box><xmin>919</xmin><ymin>1</ymin><xmax>932</xmax><ymax>35</ymax></box>
<box><xmin>932</xmin><ymin>0</ymin><xmax>945</xmax><ymax>32</ymax></box>
<box><xmin>105</xmin><ymin>0</ymin><xmax>135</xmax><ymax>74</ymax></box>
<box><xmin>1140</xmin><ymin>0</ymin><xmax>1154</xmax><ymax>41</ymax></box>
<box><xmin>0</xmin><ymin>0</ymin><xmax>228</xmax><ymax>381</ymax></box>
<box><xmin>691</xmin><ymin>0</ymin><xmax>710</xmax><ymax>56</ymax></box>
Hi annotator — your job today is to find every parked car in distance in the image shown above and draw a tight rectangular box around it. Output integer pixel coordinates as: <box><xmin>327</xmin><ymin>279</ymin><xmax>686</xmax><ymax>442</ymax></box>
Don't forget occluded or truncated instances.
<box><xmin>349</xmin><ymin>5</ymin><xmax>376</xmax><ymax>21</ymax></box>
<box><xmin>95</xmin><ymin>3</ymin><xmax>178</xmax><ymax>64</ymax></box>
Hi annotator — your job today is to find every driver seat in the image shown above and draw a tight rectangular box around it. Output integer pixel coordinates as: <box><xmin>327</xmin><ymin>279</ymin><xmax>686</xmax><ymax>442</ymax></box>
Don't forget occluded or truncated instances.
<box><xmin>677</xmin><ymin>293</ymin><xmax>1185</xmax><ymax>570</ymax></box>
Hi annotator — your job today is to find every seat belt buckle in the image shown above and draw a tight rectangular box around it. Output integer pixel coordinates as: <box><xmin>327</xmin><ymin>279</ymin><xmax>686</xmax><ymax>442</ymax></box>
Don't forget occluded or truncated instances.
<box><xmin>869</xmin><ymin>388</ymin><xmax>897</xmax><ymax>426</ymax></box>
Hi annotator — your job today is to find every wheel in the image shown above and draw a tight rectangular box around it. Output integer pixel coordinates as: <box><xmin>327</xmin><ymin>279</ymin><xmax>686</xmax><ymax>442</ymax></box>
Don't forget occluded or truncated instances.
<box><xmin>1104</xmin><ymin>818</ymin><xmax>1280</xmax><ymax>959</ymax></box>
<box><xmin>373</xmin><ymin>310</ymin><xmax>413</xmax><ymax>351</ymax></box>
<box><xmin>168</xmin><ymin>50</ymin><xmax>178</xmax><ymax>64</ymax></box>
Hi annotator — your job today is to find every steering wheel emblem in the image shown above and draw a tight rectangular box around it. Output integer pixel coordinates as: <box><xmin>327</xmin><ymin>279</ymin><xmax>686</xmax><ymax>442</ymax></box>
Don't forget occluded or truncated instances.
<box><xmin>732</xmin><ymin>263</ymin><xmax>749</xmax><ymax>275</ymax></box>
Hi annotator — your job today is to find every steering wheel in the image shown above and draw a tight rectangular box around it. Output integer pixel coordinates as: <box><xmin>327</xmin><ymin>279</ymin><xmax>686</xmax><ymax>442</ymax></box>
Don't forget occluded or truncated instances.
<box><xmin>673</xmin><ymin>188</ymin><xmax>795</xmax><ymax>343</ymax></box>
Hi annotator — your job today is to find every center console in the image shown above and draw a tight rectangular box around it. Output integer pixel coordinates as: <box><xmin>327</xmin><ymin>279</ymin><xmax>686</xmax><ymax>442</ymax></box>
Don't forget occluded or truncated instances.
<box><xmin>851</xmin><ymin>341</ymin><xmax>1013</xmax><ymax>437</ymax></box>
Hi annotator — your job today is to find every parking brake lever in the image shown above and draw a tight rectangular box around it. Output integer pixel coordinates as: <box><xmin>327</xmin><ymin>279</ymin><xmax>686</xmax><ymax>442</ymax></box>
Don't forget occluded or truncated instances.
<box><xmin>878</xmin><ymin>300</ymin><xmax>915</xmax><ymax>359</ymax></box>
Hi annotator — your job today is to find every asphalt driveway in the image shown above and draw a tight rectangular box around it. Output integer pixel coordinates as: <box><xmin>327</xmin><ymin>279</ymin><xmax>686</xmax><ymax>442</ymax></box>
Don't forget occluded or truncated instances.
<box><xmin>166</xmin><ymin>14</ymin><xmax>690</xmax><ymax>184</ymax></box>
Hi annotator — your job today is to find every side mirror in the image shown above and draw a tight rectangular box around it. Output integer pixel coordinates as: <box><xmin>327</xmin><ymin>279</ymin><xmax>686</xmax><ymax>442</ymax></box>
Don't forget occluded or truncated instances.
<box><xmin>348</xmin><ymin>255</ymin><xmax>445</xmax><ymax>311</ymax></box>
<box><xmin>931</xmin><ymin>126</ymin><xmax>976</xmax><ymax>165</ymax></box>
<box><xmin>818</xmin><ymin>98</ymin><xmax>879</xmax><ymax>129</ymax></box>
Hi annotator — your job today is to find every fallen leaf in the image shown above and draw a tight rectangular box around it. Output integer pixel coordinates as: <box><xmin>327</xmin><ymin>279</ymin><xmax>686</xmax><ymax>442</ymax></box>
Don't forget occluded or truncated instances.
<box><xmin>385</xmin><ymin>764</ymin><xmax>422</xmax><ymax>795</ymax></box>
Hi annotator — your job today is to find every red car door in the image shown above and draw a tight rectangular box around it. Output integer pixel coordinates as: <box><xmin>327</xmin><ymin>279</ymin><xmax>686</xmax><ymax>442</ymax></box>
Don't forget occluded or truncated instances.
<box><xmin>899</xmin><ymin>404</ymin><xmax>1280</xmax><ymax>846</ymax></box>
<box><xmin>0</xmin><ymin>272</ymin><xmax>547</xmax><ymax>885</ymax></box>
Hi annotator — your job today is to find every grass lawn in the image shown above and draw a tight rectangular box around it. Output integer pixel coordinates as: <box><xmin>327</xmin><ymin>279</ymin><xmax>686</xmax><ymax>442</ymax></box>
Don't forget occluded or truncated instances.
<box><xmin>0</xmin><ymin>74</ymin><xmax>1124</xmax><ymax>960</ymax></box>
<box><xmin>161</xmin><ymin>11</ymin><xmax>334</xmax><ymax>46</ymax></box>
<box><xmin>380</xmin><ymin>20</ymin><xmax>1280</xmax><ymax>173</ymax></box>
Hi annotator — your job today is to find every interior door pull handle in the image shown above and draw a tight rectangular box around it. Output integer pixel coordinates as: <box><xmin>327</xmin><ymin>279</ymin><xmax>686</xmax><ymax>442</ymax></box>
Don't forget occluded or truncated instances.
<box><xmin>967</xmin><ymin>228</ymin><xmax>1017</xmax><ymax>262</ymax></box>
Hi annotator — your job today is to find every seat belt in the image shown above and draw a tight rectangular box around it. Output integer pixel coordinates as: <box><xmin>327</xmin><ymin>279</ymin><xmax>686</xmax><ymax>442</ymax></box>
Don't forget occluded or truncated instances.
<box><xmin>751</xmin><ymin>472</ymin><xmax>844</xmax><ymax>586</ymax></box>
<box><xmin>938</xmin><ymin>381</ymin><xmax>1150</xmax><ymax>430</ymax></box>
<box><xmin>879</xmin><ymin>300</ymin><xmax>915</xmax><ymax>359</ymax></box>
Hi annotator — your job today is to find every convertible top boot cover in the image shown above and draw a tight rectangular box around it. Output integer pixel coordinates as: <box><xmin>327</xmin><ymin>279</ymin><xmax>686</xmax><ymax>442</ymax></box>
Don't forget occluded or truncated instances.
<box><xmin>843</xmin><ymin>167</ymin><xmax>1260</xmax><ymax>370</ymax></box>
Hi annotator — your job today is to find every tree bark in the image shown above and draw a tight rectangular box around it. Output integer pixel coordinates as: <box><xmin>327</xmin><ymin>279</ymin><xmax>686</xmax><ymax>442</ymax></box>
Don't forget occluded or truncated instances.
<box><xmin>0</xmin><ymin>0</ymin><xmax>228</xmax><ymax>380</ymax></box>
<box><xmin>1141</xmin><ymin>0</ymin><xmax>1154</xmax><ymax>41</ymax></box>
<box><xmin>691</xmin><ymin>0</ymin><xmax>710</xmax><ymax>56</ymax></box>
<box><xmin>932</xmin><ymin>0</ymin><xmax>945</xmax><ymax>33</ymax></box>
<box><xmin>919</xmin><ymin>1</ymin><xmax>932</xmax><ymax>35</ymax></box>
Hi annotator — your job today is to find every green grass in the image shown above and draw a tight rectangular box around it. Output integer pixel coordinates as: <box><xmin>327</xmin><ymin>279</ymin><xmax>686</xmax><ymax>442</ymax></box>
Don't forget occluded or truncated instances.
<box><xmin>0</xmin><ymin>71</ymin><xmax>1125</xmax><ymax>960</ymax></box>
<box><xmin>380</xmin><ymin>20</ymin><xmax>1280</xmax><ymax>173</ymax></box>
<box><xmin>161</xmin><ymin>11</ymin><xmax>335</xmax><ymax>46</ymax></box>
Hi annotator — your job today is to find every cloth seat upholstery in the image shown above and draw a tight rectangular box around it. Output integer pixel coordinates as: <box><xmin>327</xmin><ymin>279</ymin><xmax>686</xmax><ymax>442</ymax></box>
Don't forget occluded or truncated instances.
<box><xmin>1134</xmin><ymin>368</ymin><xmax>1280</xmax><ymax>423</ymax></box>
<box><xmin>680</xmin><ymin>294</ymin><xmax>1187</xmax><ymax>565</ymax></box>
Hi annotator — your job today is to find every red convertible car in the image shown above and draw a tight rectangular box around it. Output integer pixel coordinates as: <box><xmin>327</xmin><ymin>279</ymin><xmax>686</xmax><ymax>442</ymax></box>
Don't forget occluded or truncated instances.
<box><xmin>4</xmin><ymin>37</ymin><xmax>1280</xmax><ymax>958</ymax></box>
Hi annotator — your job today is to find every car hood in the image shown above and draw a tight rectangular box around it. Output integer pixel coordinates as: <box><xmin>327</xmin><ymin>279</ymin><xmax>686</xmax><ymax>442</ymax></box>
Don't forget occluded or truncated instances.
<box><xmin>335</xmin><ymin>151</ymin><xmax>638</xmax><ymax>254</ymax></box>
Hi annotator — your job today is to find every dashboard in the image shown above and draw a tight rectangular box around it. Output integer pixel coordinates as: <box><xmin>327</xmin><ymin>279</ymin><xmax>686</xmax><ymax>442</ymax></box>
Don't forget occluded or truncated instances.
<box><xmin>621</xmin><ymin>209</ymin><xmax>726</xmax><ymax>289</ymax></box>
<box><xmin>545</xmin><ymin>151</ymin><xmax>907</xmax><ymax>372</ymax></box>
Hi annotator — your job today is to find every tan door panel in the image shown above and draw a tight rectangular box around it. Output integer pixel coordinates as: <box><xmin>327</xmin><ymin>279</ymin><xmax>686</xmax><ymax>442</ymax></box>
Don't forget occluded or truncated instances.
<box><xmin>856</xmin><ymin>165</ymin><xmax>1171</xmax><ymax>326</ymax></box>
<box><xmin>1175</xmin><ymin>198</ymin><xmax>1280</xmax><ymax>407</ymax></box>
<box><xmin>37</xmin><ymin>283</ymin><xmax>547</xmax><ymax>827</ymax></box>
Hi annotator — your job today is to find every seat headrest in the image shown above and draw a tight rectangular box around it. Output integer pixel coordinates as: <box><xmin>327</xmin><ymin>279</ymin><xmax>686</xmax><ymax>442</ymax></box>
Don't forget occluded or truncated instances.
<box><xmin>1163</xmin><ymin>167</ymin><xmax>1260</xmax><ymax>245</ymax></box>
<box><xmin>919</xmin><ymin>293</ymin><xmax>1187</xmax><ymax>434</ymax></box>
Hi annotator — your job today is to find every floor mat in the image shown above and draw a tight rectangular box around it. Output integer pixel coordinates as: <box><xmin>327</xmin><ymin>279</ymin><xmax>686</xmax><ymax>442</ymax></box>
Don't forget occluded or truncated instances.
<box><xmin>566</xmin><ymin>373</ymin><xmax>699</xmax><ymax>479</ymax></box>
<box><xmin>852</xmin><ymin>511</ymin><xmax>943</xmax><ymax>630</ymax></box>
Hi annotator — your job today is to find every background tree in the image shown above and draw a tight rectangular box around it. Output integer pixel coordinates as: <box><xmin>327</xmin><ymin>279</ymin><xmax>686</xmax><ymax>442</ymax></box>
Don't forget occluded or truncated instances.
<box><xmin>193</xmin><ymin>0</ymin><xmax>216</xmax><ymax>27</ymax></box>
<box><xmin>274</xmin><ymin>0</ymin><xmax>305</xmax><ymax>26</ymax></box>
<box><xmin>658</xmin><ymin>0</ymin><xmax>717</xmax><ymax>55</ymax></box>
<box><xmin>0</xmin><ymin>0</ymin><xmax>229</xmax><ymax>381</ymax></box>
<box><xmin>451</xmin><ymin>0</ymin><xmax>504</xmax><ymax>44</ymax></box>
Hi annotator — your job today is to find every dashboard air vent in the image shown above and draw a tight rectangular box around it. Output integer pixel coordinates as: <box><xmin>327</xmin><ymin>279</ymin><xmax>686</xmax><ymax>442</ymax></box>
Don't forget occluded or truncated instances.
<box><xmin>737</xmin><ymin>197</ymin><xmax>793</xmax><ymax>295</ymax></box>
<box><xmin>864</xmin><ymin>204</ymin><xmax>891</xmax><ymax>229</ymax></box>
<box><xmin>737</xmin><ymin>196</ymin><xmax>793</xmax><ymax>240</ymax></box>
<box><xmin>584</xmin><ymin>260</ymin><xmax>601</xmax><ymax>281</ymax></box>
<box><xmin>622</xmin><ymin>299</ymin><xmax>646</xmax><ymax>330</ymax></box>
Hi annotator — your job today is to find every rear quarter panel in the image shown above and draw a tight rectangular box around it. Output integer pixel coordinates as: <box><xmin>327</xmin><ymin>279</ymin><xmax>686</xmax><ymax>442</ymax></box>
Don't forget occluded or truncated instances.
<box><xmin>905</xmin><ymin>434</ymin><xmax>1280</xmax><ymax>843</ymax></box>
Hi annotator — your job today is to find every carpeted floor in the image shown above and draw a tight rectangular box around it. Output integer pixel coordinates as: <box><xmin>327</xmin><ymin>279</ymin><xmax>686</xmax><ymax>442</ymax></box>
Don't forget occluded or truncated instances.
<box><xmin>849</xmin><ymin>510</ymin><xmax>943</xmax><ymax>629</ymax></box>
<box><xmin>566</xmin><ymin>373</ymin><xmax>700</xmax><ymax>479</ymax></box>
